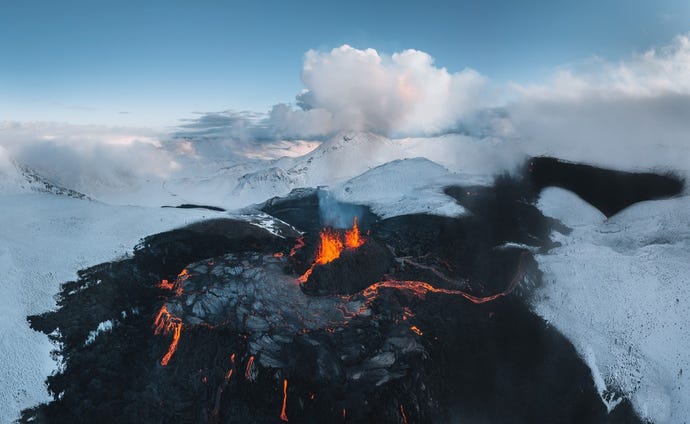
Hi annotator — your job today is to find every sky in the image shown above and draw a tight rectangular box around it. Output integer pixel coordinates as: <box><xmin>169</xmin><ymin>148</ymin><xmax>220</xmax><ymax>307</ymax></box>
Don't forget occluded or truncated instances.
<box><xmin>2</xmin><ymin>0</ymin><xmax>690</xmax><ymax>128</ymax></box>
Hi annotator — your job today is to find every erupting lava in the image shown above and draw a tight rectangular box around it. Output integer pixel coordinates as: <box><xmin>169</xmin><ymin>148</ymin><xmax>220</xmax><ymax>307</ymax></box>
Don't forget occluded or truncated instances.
<box><xmin>298</xmin><ymin>217</ymin><xmax>365</xmax><ymax>283</ymax></box>
<box><xmin>315</xmin><ymin>229</ymin><xmax>344</xmax><ymax>265</ymax></box>
<box><xmin>344</xmin><ymin>217</ymin><xmax>364</xmax><ymax>249</ymax></box>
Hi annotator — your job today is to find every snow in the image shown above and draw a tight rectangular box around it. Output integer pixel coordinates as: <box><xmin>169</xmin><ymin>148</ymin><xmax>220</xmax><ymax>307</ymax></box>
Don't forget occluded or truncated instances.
<box><xmin>332</xmin><ymin>157</ymin><xmax>468</xmax><ymax>219</ymax></box>
<box><xmin>4</xmin><ymin>127</ymin><xmax>688</xmax><ymax>422</ymax></box>
<box><xmin>533</xmin><ymin>190</ymin><xmax>690</xmax><ymax>423</ymax></box>
<box><xmin>0</xmin><ymin>193</ymin><xmax>224</xmax><ymax>423</ymax></box>
<box><xmin>84</xmin><ymin>320</ymin><xmax>114</xmax><ymax>346</ymax></box>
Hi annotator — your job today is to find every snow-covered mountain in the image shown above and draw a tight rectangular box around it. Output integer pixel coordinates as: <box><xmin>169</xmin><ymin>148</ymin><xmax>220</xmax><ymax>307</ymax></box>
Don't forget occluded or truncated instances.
<box><xmin>0</xmin><ymin>147</ymin><xmax>89</xmax><ymax>199</ymax></box>
<box><xmin>333</xmin><ymin>157</ymin><xmax>467</xmax><ymax>218</ymax></box>
<box><xmin>231</xmin><ymin>132</ymin><xmax>406</xmax><ymax>202</ymax></box>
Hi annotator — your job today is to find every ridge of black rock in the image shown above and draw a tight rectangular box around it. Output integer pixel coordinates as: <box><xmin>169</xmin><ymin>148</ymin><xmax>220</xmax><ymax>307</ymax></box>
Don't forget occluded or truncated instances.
<box><xmin>527</xmin><ymin>156</ymin><xmax>684</xmax><ymax>217</ymax></box>
<box><xmin>162</xmin><ymin>204</ymin><xmax>227</xmax><ymax>212</ymax></box>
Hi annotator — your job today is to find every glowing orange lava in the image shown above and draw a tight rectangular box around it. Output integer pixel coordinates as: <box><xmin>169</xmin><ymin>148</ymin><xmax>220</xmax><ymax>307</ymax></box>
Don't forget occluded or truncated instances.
<box><xmin>177</xmin><ymin>268</ymin><xmax>190</xmax><ymax>280</ymax></box>
<box><xmin>225</xmin><ymin>353</ymin><xmax>236</xmax><ymax>380</ymax></box>
<box><xmin>160</xmin><ymin>322</ymin><xmax>181</xmax><ymax>366</ymax></box>
<box><xmin>280</xmin><ymin>379</ymin><xmax>289</xmax><ymax>422</ymax></box>
<box><xmin>344</xmin><ymin>217</ymin><xmax>364</xmax><ymax>248</ymax></box>
<box><xmin>315</xmin><ymin>228</ymin><xmax>344</xmax><ymax>265</ymax></box>
<box><xmin>153</xmin><ymin>305</ymin><xmax>183</xmax><ymax>366</ymax></box>
<box><xmin>400</xmin><ymin>404</ymin><xmax>408</xmax><ymax>424</ymax></box>
<box><xmin>298</xmin><ymin>218</ymin><xmax>366</xmax><ymax>283</ymax></box>
<box><xmin>289</xmin><ymin>237</ymin><xmax>305</xmax><ymax>257</ymax></box>
<box><xmin>245</xmin><ymin>356</ymin><xmax>256</xmax><ymax>380</ymax></box>
<box><xmin>410</xmin><ymin>325</ymin><xmax>423</xmax><ymax>336</ymax></box>
<box><xmin>360</xmin><ymin>252</ymin><xmax>528</xmax><ymax>305</ymax></box>
<box><xmin>157</xmin><ymin>279</ymin><xmax>174</xmax><ymax>290</ymax></box>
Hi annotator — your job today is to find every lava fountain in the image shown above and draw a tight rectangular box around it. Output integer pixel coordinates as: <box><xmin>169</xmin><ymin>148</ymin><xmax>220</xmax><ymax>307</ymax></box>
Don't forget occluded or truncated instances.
<box><xmin>297</xmin><ymin>217</ymin><xmax>365</xmax><ymax>283</ymax></box>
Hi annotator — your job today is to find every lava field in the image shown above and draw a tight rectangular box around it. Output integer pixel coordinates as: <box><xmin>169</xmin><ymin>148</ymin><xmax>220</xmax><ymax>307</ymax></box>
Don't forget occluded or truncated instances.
<box><xmin>20</xmin><ymin>157</ymin><xmax>683</xmax><ymax>423</ymax></box>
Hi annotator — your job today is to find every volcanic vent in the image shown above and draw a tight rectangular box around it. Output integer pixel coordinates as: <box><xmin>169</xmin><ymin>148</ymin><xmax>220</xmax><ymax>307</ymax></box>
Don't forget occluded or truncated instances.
<box><xmin>297</xmin><ymin>217</ymin><xmax>392</xmax><ymax>296</ymax></box>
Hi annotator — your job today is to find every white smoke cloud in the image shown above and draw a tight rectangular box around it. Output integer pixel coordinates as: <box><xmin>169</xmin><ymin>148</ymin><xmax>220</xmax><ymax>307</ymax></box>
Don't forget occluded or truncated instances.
<box><xmin>292</xmin><ymin>45</ymin><xmax>491</xmax><ymax>136</ymax></box>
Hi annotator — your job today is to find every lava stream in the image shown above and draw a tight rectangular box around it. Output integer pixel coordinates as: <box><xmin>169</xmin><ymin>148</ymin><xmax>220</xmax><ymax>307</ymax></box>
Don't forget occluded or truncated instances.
<box><xmin>160</xmin><ymin>322</ymin><xmax>181</xmax><ymax>366</ymax></box>
<box><xmin>153</xmin><ymin>305</ymin><xmax>183</xmax><ymax>366</ymax></box>
<box><xmin>360</xmin><ymin>252</ymin><xmax>528</xmax><ymax>305</ymax></box>
<box><xmin>280</xmin><ymin>379</ymin><xmax>289</xmax><ymax>422</ymax></box>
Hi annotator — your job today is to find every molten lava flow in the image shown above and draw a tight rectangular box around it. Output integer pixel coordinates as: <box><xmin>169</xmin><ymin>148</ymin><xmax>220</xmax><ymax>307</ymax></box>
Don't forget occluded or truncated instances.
<box><xmin>360</xmin><ymin>252</ymin><xmax>528</xmax><ymax>305</ymax></box>
<box><xmin>225</xmin><ymin>353</ymin><xmax>236</xmax><ymax>380</ymax></box>
<box><xmin>400</xmin><ymin>404</ymin><xmax>408</xmax><ymax>424</ymax></box>
<box><xmin>157</xmin><ymin>279</ymin><xmax>174</xmax><ymax>290</ymax></box>
<box><xmin>344</xmin><ymin>217</ymin><xmax>364</xmax><ymax>249</ymax></box>
<box><xmin>160</xmin><ymin>322</ymin><xmax>181</xmax><ymax>366</ymax></box>
<box><xmin>289</xmin><ymin>237</ymin><xmax>305</xmax><ymax>257</ymax></box>
<box><xmin>177</xmin><ymin>268</ymin><xmax>191</xmax><ymax>281</ymax></box>
<box><xmin>153</xmin><ymin>305</ymin><xmax>177</xmax><ymax>335</ymax></box>
<box><xmin>153</xmin><ymin>305</ymin><xmax>183</xmax><ymax>366</ymax></box>
<box><xmin>280</xmin><ymin>379</ymin><xmax>289</xmax><ymax>422</ymax></box>
<box><xmin>410</xmin><ymin>325</ymin><xmax>423</xmax><ymax>336</ymax></box>
<box><xmin>245</xmin><ymin>356</ymin><xmax>256</xmax><ymax>381</ymax></box>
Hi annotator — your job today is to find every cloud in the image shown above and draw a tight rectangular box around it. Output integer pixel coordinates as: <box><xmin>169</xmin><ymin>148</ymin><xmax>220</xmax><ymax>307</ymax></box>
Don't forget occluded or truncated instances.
<box><xmin>0</xmin><ymin>121</ymin><xmax>179</xmax><ymax>195</ymax></box>
<box><xmin>5</xmin><ymin>34</ymin><xmax>690</xmax><ymax>202</ymax></box>
<box><xmin>296</xmin><ymin>45</ymin><xmax>490</xmax><ymax>136</ymax></box>
<box><xmin>177</xmin><ymin>45</ymin><xmax>491</xmax><ymax>141</ymax></box>
<box><xmin>502</xmin><ymin>33</ymin><xmax>690</xmax><ymax>175</ymax></box>
<box><xmin>515</xmin><ymin>33</ymin><xmax>690</xmax><ymax>100</ymax></box>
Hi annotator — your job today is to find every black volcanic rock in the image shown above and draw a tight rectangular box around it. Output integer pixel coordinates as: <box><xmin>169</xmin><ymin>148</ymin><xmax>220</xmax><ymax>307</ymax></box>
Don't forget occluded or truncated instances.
<box><xmin>302</xmin><ymin>238</ymin><xmax>392</xmax><ymax>296</ymax></box>
<box><xmin>527</xmin><ymin>156</ymin><xmax>684</xmax><ymax>217</ymax></box>
<box><xmin>21</xmin><ymin>162</ymin><xmax>647</xmax><ymax>424</ymax></box>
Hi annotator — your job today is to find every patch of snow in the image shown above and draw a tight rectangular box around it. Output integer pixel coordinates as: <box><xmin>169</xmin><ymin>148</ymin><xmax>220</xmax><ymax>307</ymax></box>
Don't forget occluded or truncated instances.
<box><xmin>537</xmin><ymin>187</ymin><xmax>606</xmax><ymax>228</ymax></box>
<box><xmin>84</xmin><ymin>320</ymin><xmax>114</xmax><ymax>346</ymax></box>
<box><xmin>0</xmin><ymin>193</ymin><xmax>224</xmax><ymax>423</ymax></box>
<box><xmin>533</xmin><ymin>194</ymin><xmax>690</xmax><ymax>423</ymax></box>
<box><xmin>333</xmin><ymin>157</ymin><xmax>469</xmax><ymax>219</ymax></box>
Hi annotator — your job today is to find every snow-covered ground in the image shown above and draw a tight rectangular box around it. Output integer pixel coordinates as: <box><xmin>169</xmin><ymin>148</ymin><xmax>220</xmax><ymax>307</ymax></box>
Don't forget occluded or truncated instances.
<box><xmin>2</xmin><ymin>129</ymin><xmax>689</xmax><ymax>422</ymax></box>
<box><xmin>534</xmin><ymin>188</ymin><xmax>690</xmax><ymax>423</ymax></box>
<box><xmin>333</xmin><ymin>157</ymin><xmax>471</xmax><ymax>218</ymax></box>
<box><xmin>0</xmin><ymin>194</ymin><xmax>224</xmax><ymax>423</ymax></box>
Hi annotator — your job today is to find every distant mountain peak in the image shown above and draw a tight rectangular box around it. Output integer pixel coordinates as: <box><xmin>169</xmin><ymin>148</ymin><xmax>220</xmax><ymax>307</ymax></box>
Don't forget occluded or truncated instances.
<box><xmin>0</xmin><ymin>149</ymin><xmax>90</xmax><ymax>200</ymax></box>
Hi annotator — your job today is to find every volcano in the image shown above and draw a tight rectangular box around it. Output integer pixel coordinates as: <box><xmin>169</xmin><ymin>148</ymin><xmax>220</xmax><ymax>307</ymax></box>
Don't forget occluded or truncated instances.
<box><xmin>19</xmin><ymin>157</ymin><xmax>683</xmax><ymax>423</ymax></box>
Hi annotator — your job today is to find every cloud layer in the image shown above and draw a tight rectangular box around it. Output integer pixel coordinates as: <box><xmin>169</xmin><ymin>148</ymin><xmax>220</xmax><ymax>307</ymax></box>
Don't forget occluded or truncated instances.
<box><xmin>3</xmin><ymin>34</ymin><xmax>689</xmax><ymax>203</ymax></box>
<box><xmin>505</xmin><ymin>33</ymin><xmax>690</xmax><ymax>174</ymax></box>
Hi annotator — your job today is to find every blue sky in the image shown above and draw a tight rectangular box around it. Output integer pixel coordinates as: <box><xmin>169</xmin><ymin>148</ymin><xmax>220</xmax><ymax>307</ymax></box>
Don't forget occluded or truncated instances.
<box><xmin>1</xmin><ymin>0</ymin><xmax>689</xmax><ymax>128</ymax></box>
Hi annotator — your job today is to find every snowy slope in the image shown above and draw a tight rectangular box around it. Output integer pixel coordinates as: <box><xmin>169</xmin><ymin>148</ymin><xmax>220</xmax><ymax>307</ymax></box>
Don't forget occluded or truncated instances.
<box><xmin>333</xmin><ymin>157</ymin><xmax>467</xmax><ymax>218</ymax></box>
<box><xmin>533</xmin><ymin>189</ymin><xmax>690</xmax><ymax>423</ymax></box>
<box><xmin>0</xmin><ymin>194</ymin><xmax>225</xmax><ymax>423</ymax></box>
<box><xmin>0</xmin><ymin>146</ymin><xmax>89</xmax><ymax>199</ymax></box>
<box><xmin>231</xmin><ymin>132</ymin><xmax>405</xmax><ymax>202</ymax></box>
